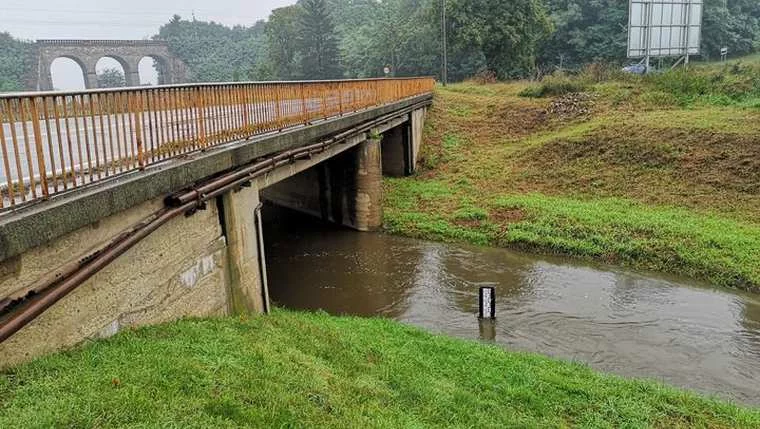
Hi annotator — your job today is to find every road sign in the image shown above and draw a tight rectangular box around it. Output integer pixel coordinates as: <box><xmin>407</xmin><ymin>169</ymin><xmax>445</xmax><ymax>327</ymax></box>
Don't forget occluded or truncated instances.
<box><xmin>628</xmin><ymin>0</ymin><xmax>703</xmax><ymax>59</ymax></box>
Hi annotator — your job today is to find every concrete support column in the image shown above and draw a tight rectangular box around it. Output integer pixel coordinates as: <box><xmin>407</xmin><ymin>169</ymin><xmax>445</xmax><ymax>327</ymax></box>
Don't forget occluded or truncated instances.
<box><xmin>85</xmin><ymin>68</ymin><xmax>99</xmax><ymax>89</ymax></box>
<box><xmin>220</xmin><ymin>186</ymin><xmax>266</xmax><ymax>315</ymax></box>
<box><xmin>36</xmin><ymin>57</ymin><xmax>52</xmax><ymax>91</ymax></box>
<box><xmin>42</xmin><ymin>70</ymin><xmax>54</xmax><ymax>91</ymax></box>
<box><xmin>381</xmin><ymin>122</ymin><xmax>412</xmax><ymax>177</ymax></box>
<box><xmin>410</xmin><ymin>108</ymin><xmax>427</xmax><ymax>174</ymax></box>
<box><xmin>126</xmin><ymin>71</ymin><xmax>141</xmax><ymax>87</ymax></box>
<box><xmin>352</xmin><ymin>136</ymin><xmax>383</xmax><ymax>231</ymax></box>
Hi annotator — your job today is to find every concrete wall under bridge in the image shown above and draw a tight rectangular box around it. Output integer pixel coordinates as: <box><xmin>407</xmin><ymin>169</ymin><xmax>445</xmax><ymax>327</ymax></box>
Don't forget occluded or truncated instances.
<box><xmin>0</xmin><ymin>95</ymin><xmax>430</xmax><ymax>367</ymax></box>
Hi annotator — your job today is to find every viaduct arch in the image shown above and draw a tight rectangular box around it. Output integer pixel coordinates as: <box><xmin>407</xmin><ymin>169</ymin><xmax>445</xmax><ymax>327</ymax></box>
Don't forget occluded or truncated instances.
<box><xmin>34</xmin><ymin>39</ymin><xmax>187</xmax><ymax>91</ymax></box>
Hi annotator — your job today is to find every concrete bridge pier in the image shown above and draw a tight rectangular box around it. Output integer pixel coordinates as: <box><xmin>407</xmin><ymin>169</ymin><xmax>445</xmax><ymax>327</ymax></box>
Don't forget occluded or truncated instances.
<box><xmin>260</xmin><ymin>132</ymin><xmax>396</xmax><ymax>233</ymax></box>
<box><xmin>353</xmin><ymin>137</ymin><xmax>384</xmax><ymax>231</ymax></box>
<box><xmin>126</xmin><ymin>71</ymin><xmax>141</xmax><ymax>87</ymax></box>
<box><xmin>85</xmin><ymin>69</ymin><xmax>99</xmax><ymax>89</ymax></box>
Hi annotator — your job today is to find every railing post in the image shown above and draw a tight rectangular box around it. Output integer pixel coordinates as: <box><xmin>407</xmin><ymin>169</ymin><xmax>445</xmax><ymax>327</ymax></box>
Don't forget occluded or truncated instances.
<box><xmin>132</xmin><ymin>91</ymin><xmax>145</xmax><ymax>170</ymax></box>
<box><xmin>275</xmin><ymin>84</ymin><xmax>283</xmax><ymax>130</ymax></box>
<box><xmin>29</xmin><ymin>97</ymin><xmax>49</xmax><ymax>199</ymax></box>
<box><xmin>0</xmin><ymin>103</ymin><xmax>14</xmax><ymax>206</ymax></box>
<box><xmin>197</xmin><ymin>87</ymin><xmax>208</xmax><ymax>148</ymax></box>
<box><xmin>300</xmin><ymin>83</ymin><xmax>308</xmax><ymax>125</ymax></box>
<box><xmin>338</xmin><ymin>82</ymin><xmax>344</xmax><ymax>116</ymax></box>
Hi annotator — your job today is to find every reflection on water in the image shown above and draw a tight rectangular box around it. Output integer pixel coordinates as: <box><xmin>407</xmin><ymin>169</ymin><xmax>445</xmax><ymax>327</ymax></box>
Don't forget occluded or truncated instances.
<box><xmin>263</xmin><ymin>206</ymin><xmax>760</xmax><ymax>405</ymax></box>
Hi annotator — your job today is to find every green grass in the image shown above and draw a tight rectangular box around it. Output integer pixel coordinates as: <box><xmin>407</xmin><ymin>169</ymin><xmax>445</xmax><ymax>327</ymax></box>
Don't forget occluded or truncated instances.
<box><xmin>385</xmin><ymin>183</ymin><xmax>760</xmax><ymax>290</ymax></box>
<box><xmin>385</xmin><ymin>73</ymin><xmax>760</xmax><ymax>291</ymax></box>
<box><xmin>1</xmin><ymin>310</ymin><xmax>758</xmax><ymax>428</ymax></box>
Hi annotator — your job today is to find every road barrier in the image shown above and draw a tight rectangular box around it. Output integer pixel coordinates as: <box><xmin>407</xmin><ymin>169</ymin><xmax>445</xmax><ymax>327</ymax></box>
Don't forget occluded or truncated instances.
<box><xmin>0</xmin><ymin>78</ymin><xmax>434</xmax><ymax>210</ymax></box>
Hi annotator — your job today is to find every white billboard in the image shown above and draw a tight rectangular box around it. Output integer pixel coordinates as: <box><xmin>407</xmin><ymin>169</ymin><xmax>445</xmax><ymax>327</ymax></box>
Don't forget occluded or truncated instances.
<box><xmin>628</xmin><ymin>0</ymin><xmax>703</xmax><ymax>58</ymax></box>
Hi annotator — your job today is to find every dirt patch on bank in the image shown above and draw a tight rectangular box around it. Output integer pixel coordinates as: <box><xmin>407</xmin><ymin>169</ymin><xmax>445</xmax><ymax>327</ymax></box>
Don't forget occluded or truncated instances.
<box><xmin>488</xmin><ymin>105</ymin><xmax>550</xmax><ymax>137</ymax></box>
<box><xmin>521</xmin><ymin>125</ymin><xmax>760</xmax><ymax>192</ymax></box>
<box><xmin>490</xmin><ymin>208</ymin><xmax>526</xmax><ymax>224</ymax></box>
<box><xmin>511</xmin><ymin>124</ymin><xmax>760</xmax><ymax>216</ymax></box>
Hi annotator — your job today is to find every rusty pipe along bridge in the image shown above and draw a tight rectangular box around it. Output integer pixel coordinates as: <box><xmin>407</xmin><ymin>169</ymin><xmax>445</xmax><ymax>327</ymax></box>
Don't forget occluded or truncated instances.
<box><xmin>0</xmin><ymin>78</ymin><xmax>434</xmax><ymax>210</ymax></box>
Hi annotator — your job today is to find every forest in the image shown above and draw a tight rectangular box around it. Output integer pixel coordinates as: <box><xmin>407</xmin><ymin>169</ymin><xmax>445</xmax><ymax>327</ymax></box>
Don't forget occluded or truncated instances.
<box><xmin>0</xmin><ymin>0</ymin><xmax>758</xmax><ymax>89</ymax></box>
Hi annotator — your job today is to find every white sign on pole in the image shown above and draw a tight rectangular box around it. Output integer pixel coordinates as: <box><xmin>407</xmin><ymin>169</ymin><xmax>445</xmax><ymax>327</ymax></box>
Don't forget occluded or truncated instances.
<box><xmin>628</xmin><ymin>0</ymin><xmax>703</xmax><ymax>59</ymax></box>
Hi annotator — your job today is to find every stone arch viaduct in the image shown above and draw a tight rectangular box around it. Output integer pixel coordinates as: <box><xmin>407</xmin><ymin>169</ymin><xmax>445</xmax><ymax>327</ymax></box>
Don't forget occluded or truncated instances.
<box><xmin>34</xmin><ymin>39</ymin><xmax>187</xmax><ymax>90</ymax></box>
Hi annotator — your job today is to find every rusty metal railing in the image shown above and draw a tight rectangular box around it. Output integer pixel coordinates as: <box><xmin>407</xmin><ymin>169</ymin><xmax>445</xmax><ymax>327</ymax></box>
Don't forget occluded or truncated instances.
<box><xmin>0</xmin><ymin>77</ymin><xmax>434</xmax><ymax>210</ymax></box>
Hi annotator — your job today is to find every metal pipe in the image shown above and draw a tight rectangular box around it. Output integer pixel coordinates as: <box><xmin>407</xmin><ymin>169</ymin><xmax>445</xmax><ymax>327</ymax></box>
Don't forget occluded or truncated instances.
<box><xmin>0</xmin><ymin>204</ymin><xmax>191</xmax><ymax>343</ymax></box>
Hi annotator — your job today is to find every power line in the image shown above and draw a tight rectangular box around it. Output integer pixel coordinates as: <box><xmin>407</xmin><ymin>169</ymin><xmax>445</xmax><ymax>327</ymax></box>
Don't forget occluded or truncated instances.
<box><xmin>1</xmin><ymin>6</ymin><xmax>269</xmax><ymax>22</ymax></box>
<box><xmin>1</xmin><ymin>19</ymin><xmax>167</xmax><ymax>27</ymax></box>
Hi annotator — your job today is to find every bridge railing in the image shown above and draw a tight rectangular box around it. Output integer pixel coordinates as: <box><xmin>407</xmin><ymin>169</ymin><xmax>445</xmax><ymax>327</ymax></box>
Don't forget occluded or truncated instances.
<box><xmin>0</xmin><ymin>78</ymin><xmax>434</xmax><ymax>210</ymax></box>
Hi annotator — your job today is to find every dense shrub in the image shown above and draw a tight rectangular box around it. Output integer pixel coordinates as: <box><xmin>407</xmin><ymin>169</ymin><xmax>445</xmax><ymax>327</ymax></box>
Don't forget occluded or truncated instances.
<box><xmin>648</xmin><ymin>63</ymin><xmax>760</xmax><ymax>105</ymax></box>
<box><xmin>519</xmin><ymin>74</ymin><xmax>590</xmax><ymax>98</ymax></box>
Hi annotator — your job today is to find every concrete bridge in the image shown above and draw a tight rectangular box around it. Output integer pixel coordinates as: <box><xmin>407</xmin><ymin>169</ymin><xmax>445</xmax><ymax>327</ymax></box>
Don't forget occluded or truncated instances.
<box><xmin>33</xmin><ymin>39</ymin><xmax>187</xmax><ymax>90</ymax></box>
<box><xmin>0</xmin><ymin>78</ymin><xmax>433</xmax><ymax>366</ymax></box>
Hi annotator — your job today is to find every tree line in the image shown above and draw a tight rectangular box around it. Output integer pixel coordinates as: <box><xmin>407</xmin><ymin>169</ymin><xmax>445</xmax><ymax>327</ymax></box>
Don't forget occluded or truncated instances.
<box><xmin>0</xmin><ymin>0</ymin><xmax>758</xmax><ymax>90</ymax></box>
<box><xmin>158</xmin><ymin>0</ymin><xmax>760</xmax><ymax>82</ymax></box>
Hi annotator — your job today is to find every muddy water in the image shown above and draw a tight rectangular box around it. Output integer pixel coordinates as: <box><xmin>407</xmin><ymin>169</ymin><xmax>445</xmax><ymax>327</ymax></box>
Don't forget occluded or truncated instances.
<box><xmin>263</xmin><ymin>207</ymin><xmax>760</xmax><ymax>405</ymax></box>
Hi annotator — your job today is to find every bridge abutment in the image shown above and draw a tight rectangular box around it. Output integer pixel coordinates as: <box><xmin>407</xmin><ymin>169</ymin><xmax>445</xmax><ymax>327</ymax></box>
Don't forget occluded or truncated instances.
<box><xmin>0</xmin><ymin>197</ymin><xmax>230</xmax><ymax>368</ymax></box>
<box><xmin>220</xmin><ymin>187</ymin><xmax>267</xmax><ymax>315</ymax></box>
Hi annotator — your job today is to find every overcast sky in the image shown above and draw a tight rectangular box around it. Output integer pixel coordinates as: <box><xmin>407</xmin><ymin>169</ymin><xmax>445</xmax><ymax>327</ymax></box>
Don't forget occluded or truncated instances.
<box><xmin>1</xmin><ymin>0</ymin><xmax>296</xmax><ymax>89</ymax></box>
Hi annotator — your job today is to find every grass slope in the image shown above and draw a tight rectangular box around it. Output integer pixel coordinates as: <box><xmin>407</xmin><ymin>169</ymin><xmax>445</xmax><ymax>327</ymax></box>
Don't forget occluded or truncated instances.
<box><xmin>1</xmin><ymin>311</ymin><xmax>758</xmax><ymax>428</ymax></box>
<box><xmin>385</xmin><ymin>59</ymin><xmax>760</xmax><ymax>291</ymax></box>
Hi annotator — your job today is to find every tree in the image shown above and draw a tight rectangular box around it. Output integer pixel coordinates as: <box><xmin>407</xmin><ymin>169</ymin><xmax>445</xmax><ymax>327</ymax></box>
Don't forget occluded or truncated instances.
<box><xmin>0</xmin><ymin>32</ymin><xmax>34</xmax><ymax>92</ymax></box>
<box><xmin>702</xmin><ymin>0</ymin><xmax>760</xmax><ymax>60</ymax></box>
<box><xmin>339</xmin><ymin>0</ymin><xmax>440</xmax><ymax>78</ymax></box>
<box><xmin>537</xmin><ymin>0</ymin><xmax>760</xmax><ymax>70</ymax></box>
<box><xmin>297</xmin><ymin>0</ymin><xmax>343</xmax><ymax>79</ymax></box>
<box><xmin>156</xmin><ymin>15</ymin><xmax>269</xmax><ymax>82</ymax></box>
<box><xmin>266</xmin><ymin>6</ymin><xmax>303</xmax><ymax>80</ymax></box>
<box><xmin>97</xmin><ymin>68</ymin><xmax>126</xmax><ymax>88</ymax></box>
<box><xmin>436</xmin><ymin>0</ymin><xmax>553</xmax><ymax>79</ymax></box>
<box><xmin>538</xmin><ymin>0</ymin><xmax>628</xmax><ymax>70</ymax></box>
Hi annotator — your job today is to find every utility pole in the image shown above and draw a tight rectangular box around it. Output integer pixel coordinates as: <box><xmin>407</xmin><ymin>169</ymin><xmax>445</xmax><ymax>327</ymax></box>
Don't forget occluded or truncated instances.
<box><xmin>441</xmin><ymin>0</ymin><xmax>448</xmax><ymax>86</ymax></box>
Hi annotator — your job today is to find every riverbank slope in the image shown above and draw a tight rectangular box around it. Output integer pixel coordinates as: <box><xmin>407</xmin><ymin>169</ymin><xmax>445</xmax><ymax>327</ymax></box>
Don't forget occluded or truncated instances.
<box><xmin>1</xmin><ymin>311</ymin><xmax>758</xmax><ymax>427</ymax></box>
<box><xmin>385</xmin><ymin>59</ymin><xmax>760</xmax><ymax>291</ymax></box>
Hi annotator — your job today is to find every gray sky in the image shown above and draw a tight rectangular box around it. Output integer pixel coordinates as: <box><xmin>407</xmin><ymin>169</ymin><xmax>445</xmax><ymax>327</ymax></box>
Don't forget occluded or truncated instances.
<box><xmin>1</xmin><ymin>0</ymin><xmax>296</xmax><ymax>89</ymax></box>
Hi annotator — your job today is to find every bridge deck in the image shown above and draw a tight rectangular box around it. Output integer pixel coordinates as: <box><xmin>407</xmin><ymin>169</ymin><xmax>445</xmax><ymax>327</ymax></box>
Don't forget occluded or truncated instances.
<box><xmin>0</xmin><ymin>78</ymin><xmax>434</xmax><ymax>211</ymax></box>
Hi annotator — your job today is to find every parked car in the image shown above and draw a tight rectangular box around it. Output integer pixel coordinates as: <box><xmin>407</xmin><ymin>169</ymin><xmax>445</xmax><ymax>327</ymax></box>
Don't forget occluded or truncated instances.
<box><xmin>622</xmin><ymin>63</ymin><xmax>648</xmax><ymax>75</ymax></box>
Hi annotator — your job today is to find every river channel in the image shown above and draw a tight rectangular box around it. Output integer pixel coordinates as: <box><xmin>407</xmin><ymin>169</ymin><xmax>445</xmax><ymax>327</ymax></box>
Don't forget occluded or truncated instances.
<box><xmin>263</xmin><ymin>207</ymin><xmax>760</xmax><ymax>406</ymax></box>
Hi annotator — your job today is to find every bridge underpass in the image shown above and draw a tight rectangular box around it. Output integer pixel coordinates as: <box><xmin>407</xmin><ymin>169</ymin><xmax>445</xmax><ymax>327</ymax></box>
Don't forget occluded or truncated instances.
<box><xmin>0</xmin><ymin>78</ymin><xmax>433</xmax><ymax>366</ymax></box>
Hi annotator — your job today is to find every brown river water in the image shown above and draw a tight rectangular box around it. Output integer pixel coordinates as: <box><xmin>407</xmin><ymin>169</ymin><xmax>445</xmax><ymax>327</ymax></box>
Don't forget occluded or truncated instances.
<box><xmin>263</xmin><ymin>206</ymin><xmax>760</xmax><ymax>406</ymax></box>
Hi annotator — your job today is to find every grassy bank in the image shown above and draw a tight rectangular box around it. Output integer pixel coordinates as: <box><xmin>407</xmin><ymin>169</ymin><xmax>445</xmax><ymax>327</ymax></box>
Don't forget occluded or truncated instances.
<box><xmin>385</xmin><ymin>58</ymin><xmax>760</xmax><ymax>291</ymax></box>
<box><xmin>1</xmin><ymin>311</ymin><xmax>758</xmax><ymax>428</ymax></box>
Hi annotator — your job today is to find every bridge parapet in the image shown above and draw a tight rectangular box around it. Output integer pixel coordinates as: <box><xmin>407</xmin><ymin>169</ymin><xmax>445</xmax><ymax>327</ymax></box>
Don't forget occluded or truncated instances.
<box><xmin>0</xmin><ymin>78</ymin><xmax>435</xmax><ymax>212</ymax></box>
<box><xmin>36</xmin><ymin>39</ymin><xmax>171</xmax><ymax>47</ymax></box>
